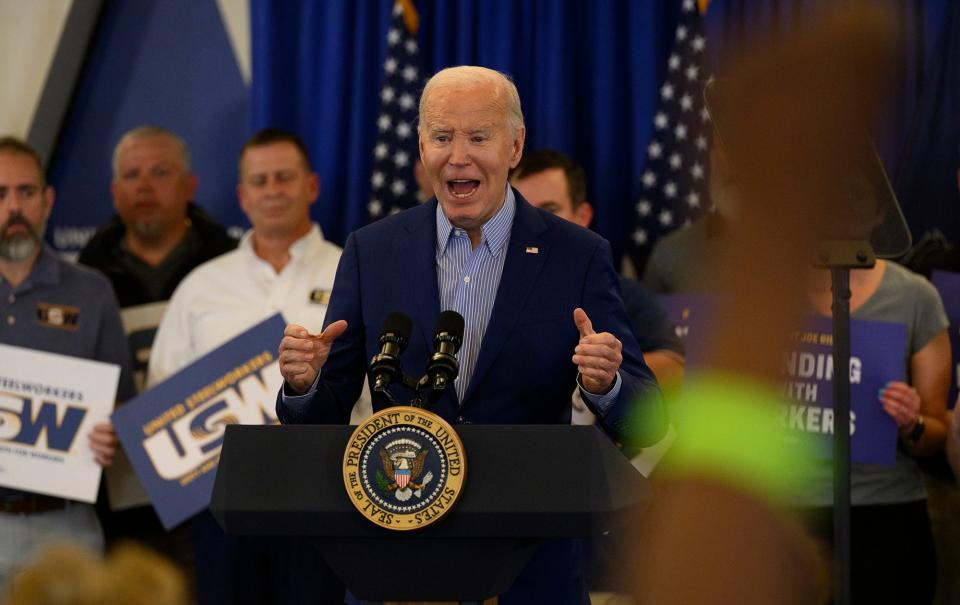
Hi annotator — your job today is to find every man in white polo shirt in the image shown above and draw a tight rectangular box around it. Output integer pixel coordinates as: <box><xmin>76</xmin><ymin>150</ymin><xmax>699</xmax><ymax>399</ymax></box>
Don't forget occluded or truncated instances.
<box><xmin>149</xmin><ymin>128</ymin><xmax>346</xmax><ymax>605</ymax></box>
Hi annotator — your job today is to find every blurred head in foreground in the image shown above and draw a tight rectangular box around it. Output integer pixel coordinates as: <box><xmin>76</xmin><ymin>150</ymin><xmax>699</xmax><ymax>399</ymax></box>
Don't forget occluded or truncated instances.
<box><xmin>631</xmin><ymin>4</ymin><xmax>897</xmax><ymax>604</ymax></box>
<box><xmin>5</xmin><ymin>542</ymin><xmax>188</xmax><ymax>605</ymax></box>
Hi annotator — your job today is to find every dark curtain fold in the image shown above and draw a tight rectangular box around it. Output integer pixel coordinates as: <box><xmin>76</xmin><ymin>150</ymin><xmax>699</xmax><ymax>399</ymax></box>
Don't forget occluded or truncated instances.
<box><xmin>250</xmin><ymin>0</ymin><xmax>955</xmax><ymax>258</ymax></box>
<box><xmin>893</xmin><ymin>1</ymin><xmax>960</xmax><ymax>244</ymax></box>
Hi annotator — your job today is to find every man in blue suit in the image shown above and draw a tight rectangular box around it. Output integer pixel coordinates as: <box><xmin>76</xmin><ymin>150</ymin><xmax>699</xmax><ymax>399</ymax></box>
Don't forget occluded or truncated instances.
<box><xmin>277</xmin><ymin>65</ymin><xmax>665</xmax><ymax>603</ymax></box>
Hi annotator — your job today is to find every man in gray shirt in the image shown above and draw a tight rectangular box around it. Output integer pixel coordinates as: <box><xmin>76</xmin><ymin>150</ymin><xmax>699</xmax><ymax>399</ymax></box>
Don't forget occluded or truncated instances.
<box><xmin>0</xmin><ymin>136</ymin><xmax>133</xmax><ymax>588</ymax></box>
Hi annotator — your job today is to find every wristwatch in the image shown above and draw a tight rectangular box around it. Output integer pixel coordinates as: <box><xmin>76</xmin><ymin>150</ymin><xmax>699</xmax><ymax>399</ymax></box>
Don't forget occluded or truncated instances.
<box><xmin>908</xmin><ymin>414</ymin><xmax>926</xmax><ymax>445</ymax></box>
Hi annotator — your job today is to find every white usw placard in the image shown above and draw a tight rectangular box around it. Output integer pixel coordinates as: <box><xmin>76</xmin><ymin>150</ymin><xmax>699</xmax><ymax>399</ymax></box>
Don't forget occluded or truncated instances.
<box><xmin>0</xmin><ymin>343</ymin><xmax>119</xmax><ymax>502</ymax></box>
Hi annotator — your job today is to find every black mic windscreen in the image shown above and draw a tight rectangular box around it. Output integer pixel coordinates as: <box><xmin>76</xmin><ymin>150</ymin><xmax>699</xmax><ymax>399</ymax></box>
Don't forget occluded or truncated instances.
<box><xmin>434</xmin><ymin>310</ymin><xmax>465</xmax><ymax>345</ymax></box>
<box><xmin>381</xmin><ymin>311</ymin><xmax>412</xmax><ymax>343</ymax></box>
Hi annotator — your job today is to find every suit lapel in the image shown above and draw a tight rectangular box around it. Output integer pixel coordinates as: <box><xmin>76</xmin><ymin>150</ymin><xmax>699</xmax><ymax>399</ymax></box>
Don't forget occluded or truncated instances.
<box><xmin>404</xmin><ymin>201</ymin><xmax>442</xmax><ymax>355</ymax></box>
<box><xmin>461</xmin><ymin>193</ymin><xmax>549</xmax><ymax>406</ymax></box>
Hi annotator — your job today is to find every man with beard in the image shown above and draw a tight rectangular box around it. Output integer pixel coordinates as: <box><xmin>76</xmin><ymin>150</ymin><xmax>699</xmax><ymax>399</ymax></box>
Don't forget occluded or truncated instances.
<box><xmin>0</xmin><ymin>136</ymin><xmax>133</xmax><ymax>589</ymax></box>
<box><xmin>148</xmin><ymin>128</ymin><xmax>346</xmax><ymax>604</ymax></box>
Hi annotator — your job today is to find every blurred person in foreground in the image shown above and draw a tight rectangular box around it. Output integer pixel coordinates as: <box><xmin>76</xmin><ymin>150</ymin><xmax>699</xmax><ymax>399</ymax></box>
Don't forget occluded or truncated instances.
<box><xmin>631</xmin><ymin>5</ymin><xmax>902</xmax><ymax>604</ymax></box>
<box><xmin>5</xmin><ymin>542</ymin><xmax>188</xmax><ymax>605</ymax></box>
<box><xmin>0</xmin><ymin>137</ymin><xmax>133</xmax><ymax>590</ymax></box>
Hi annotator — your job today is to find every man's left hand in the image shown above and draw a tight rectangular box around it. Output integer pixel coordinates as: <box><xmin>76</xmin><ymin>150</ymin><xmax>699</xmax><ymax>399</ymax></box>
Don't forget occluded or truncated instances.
<box><xmin>88</xmin><ymin>421</ymin><xmax>118</xmax><ymax>467</ymax></box>
<box><xmin>572</xmin><ymin>307</ymin><xmax>622</xmax><ymax>394</ymax></box>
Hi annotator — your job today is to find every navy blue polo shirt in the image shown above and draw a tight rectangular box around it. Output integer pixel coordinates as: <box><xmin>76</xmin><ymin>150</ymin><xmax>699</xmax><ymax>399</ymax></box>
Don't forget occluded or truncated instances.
<box><xmin>0</xmin><ymin>246</ymin><xmax>134</xmax><ymax>499</ymax></box>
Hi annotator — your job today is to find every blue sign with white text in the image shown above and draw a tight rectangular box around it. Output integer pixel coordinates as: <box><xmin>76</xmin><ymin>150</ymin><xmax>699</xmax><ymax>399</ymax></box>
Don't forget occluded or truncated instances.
<box><xmin>782</xmin><ymin>316</ymin><xmax>904</xmax><ymax>465</ymax></box>
<box><xmin>659</xmin><ymin>293</ymin><xmax>906</xmax><ymax>466</ymax></box>
<box><xmin>111</xmin><ymin>314</ymin><xmax>286</xmax><ymax>529</ymax></box>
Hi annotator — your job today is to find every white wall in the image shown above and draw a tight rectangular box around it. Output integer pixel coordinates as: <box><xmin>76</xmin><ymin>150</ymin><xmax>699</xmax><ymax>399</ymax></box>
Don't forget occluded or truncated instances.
<box><xmin>0</xmin><ymin>0</ymin><xmax>72</xmax><ymax>138</ymax></box>
<box><xmin>216</xmin><ymin>0</ymin><xmax>251</xmax><ymax>85</ymax></box>
<box><xmin>0</xmin><ymin>0</ymin><xmax>251</xmax><ymax>139</ymax></box>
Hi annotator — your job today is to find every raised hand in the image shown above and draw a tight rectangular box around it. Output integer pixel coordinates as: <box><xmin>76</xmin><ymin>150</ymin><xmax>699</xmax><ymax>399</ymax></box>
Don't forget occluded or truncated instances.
<box><xmin>571</xmin><ymin>307</ymin><xmax>622</xmax><ymax>394</ymax></box>
<box><xmin>278</xmin><ymin>320</ymin><xmax>348</xmax><ymax>395</ymax></box>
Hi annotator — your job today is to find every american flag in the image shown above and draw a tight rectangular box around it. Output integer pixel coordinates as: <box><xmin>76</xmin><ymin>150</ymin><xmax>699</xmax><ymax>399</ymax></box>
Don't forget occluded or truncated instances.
<box><xmin>626</xmin><ymin>0</ymin><xmax>713</xmax><ymax>272</ymax></box>
<box><xmin>367</xmin><ymin>0</ymin><xmax>429</xmax><ymax>222</ymax></box>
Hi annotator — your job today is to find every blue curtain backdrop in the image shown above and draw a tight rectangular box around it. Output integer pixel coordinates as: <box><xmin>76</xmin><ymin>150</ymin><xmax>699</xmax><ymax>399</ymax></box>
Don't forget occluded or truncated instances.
<box><xmin>894</xmin><ymin>1</ymin><xmax>960</xmax><ymax>244</ymax></box>
<box><xmin>250</xmin><ymin>0</ymin><xmax>955</xmax><ymax>262</ymax></box>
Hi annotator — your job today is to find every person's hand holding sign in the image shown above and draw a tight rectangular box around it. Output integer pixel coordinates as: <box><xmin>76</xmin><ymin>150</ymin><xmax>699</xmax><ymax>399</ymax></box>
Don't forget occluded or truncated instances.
<box><xmin>878</xmin><ymin>381</ymin><xmax>921</xmax><ymax>433</ymax></box>
<box><xmin>88</xmin><ymin>421</ymin><xmax>118</xmax><ymax>467</ymax></box>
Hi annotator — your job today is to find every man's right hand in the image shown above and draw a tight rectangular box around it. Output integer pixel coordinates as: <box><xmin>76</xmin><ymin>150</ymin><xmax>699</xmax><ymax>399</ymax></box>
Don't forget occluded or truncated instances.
<box><xmin>278</xmin><ymin>320</ymin><xmax>348</xmax><ymax>395</ymax></box>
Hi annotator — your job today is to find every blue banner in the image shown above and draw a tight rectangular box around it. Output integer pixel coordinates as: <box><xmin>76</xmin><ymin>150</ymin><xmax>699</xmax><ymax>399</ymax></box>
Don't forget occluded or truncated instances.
<box><xmin>931</xmin><ymin>270</ymin><xmax>960</xmax><ymax>409</ymax></box>
<box><xmin>660</xmin><ymin>294</ymin><xmax>905</xmax><ymax>465</ymax></box>
<box><xmin>783</xmin><ymin>317</ymin><xmax>904</xmax><ymax>465</ymax></box>
<box><xmin>111</xmin><ymin>314</ymin><xmax>286</xmax><ymax>529</ymax></box>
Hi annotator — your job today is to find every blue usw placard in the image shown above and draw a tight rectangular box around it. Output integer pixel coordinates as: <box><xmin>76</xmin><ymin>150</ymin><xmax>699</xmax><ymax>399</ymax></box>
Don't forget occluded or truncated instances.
<box><xmin>111</xmin><ymin>314</ymin><xmax>286</xmax><ymax>529</ymax></box>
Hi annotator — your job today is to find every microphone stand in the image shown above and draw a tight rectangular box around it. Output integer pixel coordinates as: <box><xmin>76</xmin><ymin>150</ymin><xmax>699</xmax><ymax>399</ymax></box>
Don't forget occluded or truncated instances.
<box><xmin>373</xmin><ymin>373</ymin><xmax>429</xmax><ymax>408</ymax></box>
<box><xmin>815</xmin><ymin>240</ymin><xmax>875</xmax><ymax>605</ymax></box>
<box><xmin>374</xmin><ymin>371</ymin><xmax>444</xmax><ymax>409</ymax></box>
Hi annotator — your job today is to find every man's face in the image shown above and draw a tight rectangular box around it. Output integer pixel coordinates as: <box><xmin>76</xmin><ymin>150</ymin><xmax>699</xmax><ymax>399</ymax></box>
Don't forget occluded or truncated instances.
<box><xmin>419</xmin><ymin>85</ymin><xmax>525</xmax><ymax>234</ymax></box>
<box><xmin>237</xmin><ymin>141</ymin><xmax>318</xmax><ymax>238</ymax></box>
<box><xmin>111</xmin><ymin>135</ymin><xmax>196</xmax><ymax>241</ymax></box>
<box><xmin>0</xmin><ymin>152</ymin><xmax>53</xmax><ymax>262</ymax></box>
<box><xmin>511</xmin><ymin>167</ymin><xmax>590</xmax><ymax>228</ymax></box>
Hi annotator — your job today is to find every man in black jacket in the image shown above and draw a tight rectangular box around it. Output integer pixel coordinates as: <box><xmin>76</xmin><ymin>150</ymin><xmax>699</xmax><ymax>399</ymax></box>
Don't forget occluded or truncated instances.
<box><xmin>80</xmin><ymin>126</ymin><xmax>236</xmax><ymax>386</ymax></box>
<box><xmin>78</xmin><ymin>125</ymin><xmax>235</xmax><ymax>585</ymax></box>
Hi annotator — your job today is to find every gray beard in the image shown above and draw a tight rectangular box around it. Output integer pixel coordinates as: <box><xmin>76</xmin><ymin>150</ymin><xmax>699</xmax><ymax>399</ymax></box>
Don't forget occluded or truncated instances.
<box><xmin>0</xmin><ymin>230</ymin><xmax>40</xmax><ymax>261</ymax></box>
<box><xmin>129</xmin><ymin>219</ymin><xmax>167</xmax><ymax>243</ymax></box>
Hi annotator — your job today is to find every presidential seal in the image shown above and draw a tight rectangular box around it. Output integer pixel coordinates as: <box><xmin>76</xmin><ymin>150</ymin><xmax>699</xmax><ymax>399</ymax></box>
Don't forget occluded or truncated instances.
<box><xmin>343</xmin><ymin>406</ymin><xmax>466</xmax><ymax>530</ymax></box>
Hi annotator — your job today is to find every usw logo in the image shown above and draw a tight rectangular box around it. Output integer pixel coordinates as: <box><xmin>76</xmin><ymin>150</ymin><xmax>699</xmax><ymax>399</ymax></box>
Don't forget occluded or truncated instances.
<box><xmin>143</xmin><ymin>361</ymin><xmax>282</xmax><ymax>481</ymax></box>
<box><xmin>0</xmin><ymin>391</ymin><xmax>86</xmax><ymax>452</ymax></box>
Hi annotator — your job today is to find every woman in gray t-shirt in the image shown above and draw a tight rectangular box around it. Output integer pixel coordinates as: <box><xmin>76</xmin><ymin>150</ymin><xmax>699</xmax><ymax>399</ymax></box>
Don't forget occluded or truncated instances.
<box><xmin>800</xmin><ymin>259</ymin><xmax>949</xmax><ymax>605</ymax></box>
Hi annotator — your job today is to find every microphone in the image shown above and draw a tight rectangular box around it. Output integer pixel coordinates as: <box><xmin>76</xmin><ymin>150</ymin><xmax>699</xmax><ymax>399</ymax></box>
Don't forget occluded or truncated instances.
<box><xmin>427</xmin><ymin>310</ymin><xmax>464</xmax><ymax>395</ymax></box>
<box><xmin>369</xmin><ymin>312</ymin><xmax>412</xmax><ymax>392</ymax></box>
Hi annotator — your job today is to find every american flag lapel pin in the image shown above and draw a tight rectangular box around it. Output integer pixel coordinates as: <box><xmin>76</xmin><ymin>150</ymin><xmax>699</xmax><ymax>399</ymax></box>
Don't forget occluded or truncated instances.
<box><xmin>525</xmin><ymin>246</ymin><xmax>539</xmax><ymax>254</ymax></box>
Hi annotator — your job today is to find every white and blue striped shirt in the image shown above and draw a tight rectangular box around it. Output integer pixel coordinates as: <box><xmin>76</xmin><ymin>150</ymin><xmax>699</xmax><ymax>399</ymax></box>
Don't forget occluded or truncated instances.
<box><xmin>435</xmin><ymin>186</ymin><xmax>516</xmax><ymax>402</ymax></box>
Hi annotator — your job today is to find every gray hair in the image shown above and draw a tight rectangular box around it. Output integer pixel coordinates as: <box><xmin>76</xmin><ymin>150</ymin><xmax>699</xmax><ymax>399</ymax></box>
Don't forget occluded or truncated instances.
<box><xmin>112</xmin><ymin>126</ymin><xmax>191</xmax><ymax>180</ymax></box>
<box><xmin>418</xmin><ymin>66</ymin><xmax>525</xmax><ymax>137</ymax></box>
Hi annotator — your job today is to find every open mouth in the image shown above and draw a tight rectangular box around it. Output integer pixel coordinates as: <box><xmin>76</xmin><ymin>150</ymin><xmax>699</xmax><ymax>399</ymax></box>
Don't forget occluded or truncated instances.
<box><xmin>446</xmin><ymin>179</ymin><xmax>480</xmax><ymax>199</ymax></box>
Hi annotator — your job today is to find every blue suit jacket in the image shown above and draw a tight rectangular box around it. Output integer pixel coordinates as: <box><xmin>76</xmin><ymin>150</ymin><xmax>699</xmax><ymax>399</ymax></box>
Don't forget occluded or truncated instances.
<box><xmin>278</xmin><ymin>191</ymin><xmax>666</xmax><ymax>603</ymax></box>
